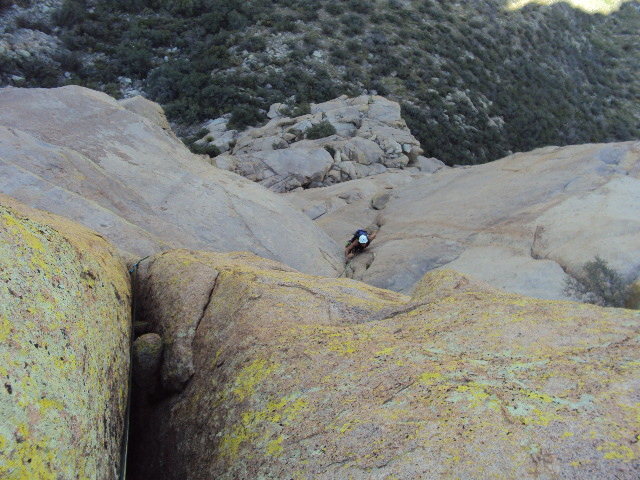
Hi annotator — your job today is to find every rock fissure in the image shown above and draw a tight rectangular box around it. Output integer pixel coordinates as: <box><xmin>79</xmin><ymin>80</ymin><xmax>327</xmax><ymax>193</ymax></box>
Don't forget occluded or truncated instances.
<box><xmin>193</xmin><ymin>272</ymin><xmax>220</xmax><ymax>340</ymax></box>
<box><xmin>2</xmin><ymin>87</ymin><xmax>640</xmax><ymax>480</ymax></box>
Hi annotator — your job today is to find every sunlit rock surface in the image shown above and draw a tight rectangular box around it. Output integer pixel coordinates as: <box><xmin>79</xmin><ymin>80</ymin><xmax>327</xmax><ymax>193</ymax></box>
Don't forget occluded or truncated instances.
<box><xmin>0</xmin><ymin>86</ymin><xmax>342</xmax><ymax>276</ymax></box>
<box><xmin>130</xmin><ymin>249</ymin><xmax>640</xmax><ymax>479</ymax></box>
<box><xmin>0</xmin><ymin>195</ymin><xmax>130</xmax><ymax>479</ymax></box>
<box><xmin>209</xmin><ymin>95</ymin><xmax>425</xmax><ymax>191</ymax></box>
<box><xmin>507</xmin><ymin>0</ymin><xmax>630</xmax><ymax>14</ymax></box>
<box><xmin>289</xmin><ymin>142</ymin><xmax>640</xmax><ymax>299</ymax></box>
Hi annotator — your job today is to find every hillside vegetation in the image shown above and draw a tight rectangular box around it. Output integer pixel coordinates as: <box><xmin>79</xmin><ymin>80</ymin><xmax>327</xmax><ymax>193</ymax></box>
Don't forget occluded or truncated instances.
<box><xmin>1</xmin><ymin>0</ymin><xmax>638</xmax><ymax>164</ymax></box>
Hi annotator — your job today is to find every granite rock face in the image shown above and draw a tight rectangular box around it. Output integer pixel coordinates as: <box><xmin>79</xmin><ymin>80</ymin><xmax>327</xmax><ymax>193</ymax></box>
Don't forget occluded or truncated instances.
<box><xmin>118</xmin><ymin>95</ymin><xmax>174</xmax><ymax>134</ymax></box>
<box><xmin>290</xmin><ymin>142</ymin><xmax>640</xmax><ymax>300</ymax></box>
<box><xmin>129</xmin><ymin>249</ymin><xmax>640</xmax><ymax>480</ymax></box>
<box><xmin>286</xmin><ymin>170</ymin><xmax>419</xmax><ymax>221</ymax></box>
<box><xmin>201</xmin><ymin>95</ymin><xmax>425</xmax><ymax>191</ymax></box>
<box><xmin>0</xmin><ymin>86</ymin><xmax>342</xmax><ymax>276</ymax></box>
<box><xmin>0</xmin><ymin>195</ymin><xmax>130</xmax><ymax>479</ymax></box>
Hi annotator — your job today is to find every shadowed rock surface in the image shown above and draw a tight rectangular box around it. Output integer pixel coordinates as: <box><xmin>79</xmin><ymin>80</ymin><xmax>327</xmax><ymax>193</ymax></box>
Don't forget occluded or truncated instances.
<box><xmin>289</xmin><ymin>142</ymin><xmax>640</xmax><ymax>299</ymax></box>
<box><xmin>129</xmin><ymin>249</ymin><xmax>640</xmax><ymax>479</ymax></box>
<box><xmin>0</xmin><ymin>85</ymin><xmax>342</xmax><ymax>276</ymax></box>
<box><xmin>0</xmin><ymin>195</ymin><xmax>130</xmax><ymax>479</ymax></box>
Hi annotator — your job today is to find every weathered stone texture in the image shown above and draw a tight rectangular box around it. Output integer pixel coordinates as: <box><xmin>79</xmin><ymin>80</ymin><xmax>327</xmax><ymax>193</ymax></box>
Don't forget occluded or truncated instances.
<box><xmin>0</xmin><ymin>86</ymin><xmax>342</xmax><ymax>276</ymax></box>
<box><xmin>130</xmin><ymin>250</ymin><xmax>640</xmax><ymax>480</ymax></box>
<box><xmin>202</xmin><ymin>95</ymin><xmax>425</xmax><ymax>191</ymax></box>
<box><xmin>289</xmin><ymin>142</ymin><xmax>640</xmax><ymax>301</ymax></box>
<box><xmin>0</xmin><ymin>195</ymin><xmax>130</xmax><ymax>479</ymax></box>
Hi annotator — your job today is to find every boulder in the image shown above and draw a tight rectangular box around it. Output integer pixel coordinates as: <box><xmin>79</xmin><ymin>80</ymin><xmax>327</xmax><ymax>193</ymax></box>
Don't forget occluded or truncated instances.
<box><xmin>370</xmin><ymin>191</ymin><xmax>392</xmax><ymax>210</ymax></box>
<box><xmin>310</xmin><ymin>95</ymin><xmax>349</xmax><ymax>114</ymax></box>
<box><xmin>194</xmin><ymin>117</ymin><xmax>238</xmax><ymax>152</ymax></box>
<box><xmin>408</xmin><ymin>145</ymin><xmax>424</xmax><ymax>162</ymax></box>
<box><xmin>336</xmin><ymin>160</ymin><xmax>357</xmax><ymax>179</ymax></box>
<box><xmin>366</xmin><ymin>96</ymin><xmax>401</xmax><ymax>122</ymax></box>
<box><xmin>262</xmin><ymin>148</ymin><xmax>333</xmax><ymax>182</ymax></box>
<box><xmin>413</xmin><ymin>155</ymin><xmax>446</xmax><ymax>173</ymax></box>
<box><xmin>323</xmin><ymin>106</ymin><xmax>362</xmax><ymax>136</ymax></box>
<box><xmin>341</xmin><ymin>137</ymin><xmax>384</xmax><ymax>165</ymax></box>
<box><xmin>202</xmin><ymin>130</ymin><xmax>237</xmax><ymax>153</ymax></box>
<box><xmin>267</xmin><ymin>103</ymin><xmax>286</xmax><ymax>119</ymax></box>
<box><xmin>203</xmin><ymin>116</ymin><xmax>230</xmax><ymax>134</ymax></box>
<box><xmin>359</xmin><ymin>122</ymin><xmax>420</xmax><ymax>152</ymax></box>
<box><xmin>0</xmin><ymin>195</ymin><xmax>130</xmax><ymax>479</ymax></box>
<box><xmin>210</xmin><ymin>95</ymin><xmax>425</xmax><ymax>191</ymax></box>
<box><xmin>289</xmin><ymin>118</ymin><xmax>314</xmax><ymax>135</ymax></box>
<box><xmin>286</xmin><ymin>171</ymin><xmax>416</xmax><ymax>224</ymax></box>
<box><xmin>0</xmin><ymin>86</ymin><xmax>342</xmax><ymax>276</ymax></box>
<box><xmin>212</xmin><ymin>153</ymin><xmax>237</xmax><ymax>171</ymax></box>
<box><xmin>129</xmin><ymin>250</ymin><xmax>640</xmax><ymax>480</ymax></box>
<box><xmin>228</xmin><ymin>147</ymin><xmax>336</xmax><ymax>193</ymax></box>
<box><xmin>383</xmin><ymin>153</ymin><xmax>411</xmax><ymax>168</ymax></box>
<box><xmin>233</xmin><ymin>133</ymin><xmax>285</xmax><ymax>154</ymax></box>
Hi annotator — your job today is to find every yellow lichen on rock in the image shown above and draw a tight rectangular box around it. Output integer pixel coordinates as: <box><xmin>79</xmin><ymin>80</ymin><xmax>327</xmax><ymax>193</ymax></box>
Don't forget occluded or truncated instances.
<box><xmin>0</xmin><ymin>195</ymin><xmax>130</xmax><ymax>480</ymax></box>
<box><xmin>130</xmin><ymin>250</ymin><xmax>640</xmax><ymax>479</ymax></box>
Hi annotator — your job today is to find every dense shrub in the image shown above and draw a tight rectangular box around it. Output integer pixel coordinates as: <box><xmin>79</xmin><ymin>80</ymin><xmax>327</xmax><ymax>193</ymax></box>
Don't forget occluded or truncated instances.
<box><xmin>348</xmin><ymin>0</ymin><xmax>370</xmax><ymax>15</ymax></box>
<box><xmin>564</xmin><ymin>256</ymin><xmax>632</xmax><ymax>308</ymax></box>
<box><xmin>188</xmin><ymin>142</ymin><xmax>221</xmax><ymax>157</ymax></box>
<box><xmin>0</xmin><ymin>0</ymin><xmax>32</xmax><ymax>11</ymax></box>
<box><xmin>53</xmin><ymin>50</ymin><xmax>83</xmax><ymax>72</ymax></box>
<box><xmin>0</xmin><ymin>0</ymin><xmax>14</xmax><ymax>12</ymax></box>
<box><xmin>15</xmin><ymin>15</ymin><xmax>52</xmax><ymax>33</ymax></box>
<box><xmin>7</xmin><ymin>0</ymin><xmax>637</xmax><ymax>165</ymax></box>
<box><xmin>52</xmin><ymin>0</ymin><xmax>86</xmax><ymax>27</ymax></box>
<box><xmin>228</xmin><ymin>104</ymin><xmax>265</xmax><ymax>130</ymax></box>
<box><xmin>18</xmin><ymin>57</ymin><xmax>61</xmax><ymax>87</ymax></box>
<box><xmin>341</xmin><ymin>13</ymin><xmax>365</xmax><ymax>35</ymax></box>
<box><xmin>239</xmin><ymin>35</ymin><xmax>267</xmax><ymax>52</ymax></box>
<box><xmin>306</xmin><ymin>121</ymin><xmax>336</xmax><ymax>139</ymax></box>
<box><xmin>115</xmin><ymin>41</ymin><xmax>155</xmax><ymax>77</ymax></box>
<box><xmin>324</xmin><ymin>3</ymin><xmax>344</xmax><ymax>16</ymax></box>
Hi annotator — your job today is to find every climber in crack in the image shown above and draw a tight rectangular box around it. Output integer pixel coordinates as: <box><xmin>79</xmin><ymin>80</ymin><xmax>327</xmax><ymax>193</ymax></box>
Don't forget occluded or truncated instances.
<box><xmin>344</xmin><ymin>229</ymin><xmax>377</xmax><ymax>260</ymax></box>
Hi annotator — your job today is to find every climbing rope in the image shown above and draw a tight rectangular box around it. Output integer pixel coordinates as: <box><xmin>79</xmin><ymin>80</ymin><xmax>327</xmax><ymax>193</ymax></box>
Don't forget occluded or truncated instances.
<box><xmin>339</xmin><ymin>260</ymin><xmax>351</xmax><ymax>278</ymax></box>
<box><xmin>118</xmin><ymin>255</ymin><xmax>150</xmax><ymax>480</ymax></box>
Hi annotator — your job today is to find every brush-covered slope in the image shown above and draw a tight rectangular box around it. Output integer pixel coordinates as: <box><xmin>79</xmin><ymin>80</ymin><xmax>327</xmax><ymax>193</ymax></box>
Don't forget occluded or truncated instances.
<box><xmin>1</xmin><ymin>0</ymin><xmax>637</xmax><ymax>165</ymax></box>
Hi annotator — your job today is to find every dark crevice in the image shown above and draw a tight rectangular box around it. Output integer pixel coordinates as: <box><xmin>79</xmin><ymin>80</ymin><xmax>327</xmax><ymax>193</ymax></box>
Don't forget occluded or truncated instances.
<box><xmin>193</xmin><ymin>272</ymin><xmax>220</xmax><ymax>339</ymax></box>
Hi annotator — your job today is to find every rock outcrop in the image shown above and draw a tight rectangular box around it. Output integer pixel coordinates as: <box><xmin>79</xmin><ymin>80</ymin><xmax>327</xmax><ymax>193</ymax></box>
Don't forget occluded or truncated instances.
<box><xmin>289</xmin><ymin>142</ymin><xmax>640</xmax><ymax>300</ymax></box>
<box><xmin>202</xmin><ymin>95</ymin><xmax>431</xmax><ymax>191</ymax></box>
<box><xmin>0</xmin><ymin>195</ymin><xmax>130</xmax><ymax>479</ymax></box>
<box><xmin>130</xmin><ymin>249</ymin><xmax>640</xmax><ymax>479</ymax></box>
<box><xmin>118</xmin><ymin>95</ymin><xmax>174</xmax><ymax>134</ymax></box>
<box><xmin>286</xmin><ymin>170</ymin><xmax>418</xmax><ymax>221</ymax></box>
<box><xmin>0</xmin><ymin>0</ymin><xmax>64</xmax><ymax>85</ymax></box>
<box><xmin>0</xmin><ymin>86</ymin><xmax>342</xmax><ymax>276</ymax></box>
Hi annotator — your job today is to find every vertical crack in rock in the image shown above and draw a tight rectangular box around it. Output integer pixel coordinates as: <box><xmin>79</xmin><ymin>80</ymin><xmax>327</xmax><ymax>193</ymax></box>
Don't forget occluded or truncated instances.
<box><xmin>193</xmin><ymin>272</ymin><xmax>220</xmax><ymax>340</ymax></box>
<box><xmin>530</xmin><ymin>225</ymin><xmax>544</xmax><ymax>260</ymax></box>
